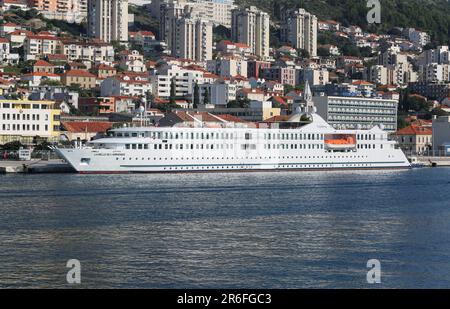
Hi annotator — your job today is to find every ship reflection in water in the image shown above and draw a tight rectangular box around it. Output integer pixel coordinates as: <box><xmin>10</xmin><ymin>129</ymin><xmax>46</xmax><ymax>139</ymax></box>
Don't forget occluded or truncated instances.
<box><xmin>1</xmin><ymin>168</ymin><xmax>450</xmax><ymax>288</ymax></box>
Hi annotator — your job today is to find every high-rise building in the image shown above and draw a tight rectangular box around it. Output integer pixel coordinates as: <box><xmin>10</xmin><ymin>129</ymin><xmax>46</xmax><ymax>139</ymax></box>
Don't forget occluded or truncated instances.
<box><xmin>231</xmin><ymin>6</ymin><xmax>270</xmax><ymax>60</ymax></box>
<box><xmin>159</xmin><ymin>1</ymin><xmax>185</xmax><ymax>49</ymax></box>
<box><xmin>153</xmin><ymin>0</ymin><xmax>235</xmax><ymax>28</ymax></box>
<box><xmin>174</xmin><ymin>16</ymin><xmax>213</xmax><ymax>62</ymax></box>
<box><xmin>280</xmin><ymin>8</ymin><xmax>317</xmax><ymax>57</ymax></box>
<box><xmin>87</xmin><ymin>0</ymin><xmax>128</xmax><ymax>43</ymax></box>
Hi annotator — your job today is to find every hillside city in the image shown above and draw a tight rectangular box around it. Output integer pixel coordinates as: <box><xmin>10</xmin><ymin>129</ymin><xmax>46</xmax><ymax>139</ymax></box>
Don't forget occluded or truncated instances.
<box><xmin>0</xmin><ymin>0</ymin><xmax>450</xmax><ymax>157</ymax></box>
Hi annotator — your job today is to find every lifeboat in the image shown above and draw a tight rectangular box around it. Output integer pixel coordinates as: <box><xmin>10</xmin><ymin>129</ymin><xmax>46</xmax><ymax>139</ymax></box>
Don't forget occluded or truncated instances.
<box><xmin>324</xmin><ymin>135</ymin><xmax>356</xmax><ymax>149</ymax></box>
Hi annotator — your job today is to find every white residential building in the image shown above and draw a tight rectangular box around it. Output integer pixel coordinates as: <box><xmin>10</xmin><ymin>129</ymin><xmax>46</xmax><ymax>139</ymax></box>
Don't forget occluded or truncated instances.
<box><xmin>197</xmin><ymin>81</ymin><xmax>237</xmax><ymax>106</ymax></box>
<box><xmin>61</xmin><ymin>39</ymin><xmax>115</xmax><ymax>65</ymax></box>
<box><xmin>231</xmin><ymin>6</ymin><xmax>270</xmax><ymax>60</ymax></box>
<box><xmin>303</xmin><ymin>68</ymin><xmax>329</xmax><ymax>86</ymax></box>
<box><xmin>420</xmin><ymin>63</ymin><xmax>450</xmax><ymax>83</ymax></box>
<box><xmin>0</xmin><ymin>38</ymin><xmax>19</xmax><ymax>65</ymax></box>
<box><xmin>119</xmin><ymin>50</ymin><xmax>147</xmax><ymax>72</ymax></box>
<box><xmin>24</xmin><ymin>34</ymin><xmax>61</xmax><ymax>61</ymax></box>
<box><xmin>87</xmin><ymin>0</ymin><xmax>129</xmax><ymax>43</ymax></box>
<box><xmin>173</xmin><ymin>16</ymin><xmax>213</xmax><ymax>62</ymax></box>
<box><xmin>206</xmin><ymin>58</ymin><xmax>247</xmax><ymax>78</ymax></box>
<box><xmin>404</xmin><ymin>28</ymin><xmax>430</xmax><ymax>47</ymax></box>
<box><xmin>101</xmin><ymin>75</ymin><xmax>152</xmax><ymax>97</ymax></box>
<box><xmin>154</xmin><ymin>0</ymin><xmax>235</xmax><ymax>27</ymax></box>
<box><xmin>151</xmin><ymin>64</ymin><xmax>205</xmax><ymax>98</ymax></box>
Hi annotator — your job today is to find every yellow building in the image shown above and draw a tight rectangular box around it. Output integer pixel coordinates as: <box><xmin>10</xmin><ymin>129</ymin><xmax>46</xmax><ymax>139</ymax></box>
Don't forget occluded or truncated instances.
<box><xmin>62</xmin><ymin>70</ymin><xmax>97</xmax><ymax>89</ymax></box>
<box><xmin>0</xmin><ymin>99</ymin><xmax>61</xmax><ymax>145</ymax></box>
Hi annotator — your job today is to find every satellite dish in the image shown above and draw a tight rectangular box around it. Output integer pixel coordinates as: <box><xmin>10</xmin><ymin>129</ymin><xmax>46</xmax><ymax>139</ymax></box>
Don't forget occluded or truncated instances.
<box><xmin>379</xmin><ymin>123</ymin><xmax>385</xmax><ymax>130</ymax></box>
<box><xmin>356</xmin><ymin>124</ymin><xmax>362</xmax><ymax>130</ymax></box>
<box><xmin>138</xmin><ymin>105</ymin><xmax>145</xmax><ymax>114</ymax></box>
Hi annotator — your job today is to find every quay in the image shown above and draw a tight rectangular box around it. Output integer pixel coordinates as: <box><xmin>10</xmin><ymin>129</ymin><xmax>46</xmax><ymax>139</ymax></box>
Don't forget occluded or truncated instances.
<box><xmin>0</xmin><ymin>159</ymin><xmax>75</xmax><ymax>174</ymax></box>
<box><xmin>414</xmin><ymin>156</ymin><xmax>450</xmax><ymax>167</ymax></box>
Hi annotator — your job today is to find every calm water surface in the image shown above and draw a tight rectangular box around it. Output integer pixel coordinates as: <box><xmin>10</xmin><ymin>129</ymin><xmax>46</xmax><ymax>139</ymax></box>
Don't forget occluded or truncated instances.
<box><xmin>1</xmin><ymin>168</ymin><xmax>450</xmax><ymax>288</ymax></box>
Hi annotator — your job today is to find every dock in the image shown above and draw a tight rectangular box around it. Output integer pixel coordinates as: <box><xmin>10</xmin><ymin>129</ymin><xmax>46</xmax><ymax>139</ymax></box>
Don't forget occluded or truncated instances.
<box><xmin>0</xmin><ymin>159</ymin><xmax>75</xmax><ymax>174</ymax></box>
<box><xmin>414</xmin><ymin>156</ymin><xmax>450</xmax><ymax>167</ymax></box>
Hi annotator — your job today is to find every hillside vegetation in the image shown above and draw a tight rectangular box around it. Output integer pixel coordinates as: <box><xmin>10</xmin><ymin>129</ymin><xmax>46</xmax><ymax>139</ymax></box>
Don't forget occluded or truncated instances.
<box><xmin>235</xmin><ymin>0</ymin><xmax>450</xmax><ymax>44</ymax></box>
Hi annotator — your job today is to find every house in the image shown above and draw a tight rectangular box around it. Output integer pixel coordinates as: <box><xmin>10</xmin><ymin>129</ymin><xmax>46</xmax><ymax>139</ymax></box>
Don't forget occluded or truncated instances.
<box><xmin>236</xmin><ymin>88</ymin><xmax>266</xmax><ymax>102</ymax></box>
<box><xmin>318</xmin><ymin>20</ymin><xmax>340</xmax><ymax>32</ymax></box>
<box><xmin>62</xmin><ymin>70</ymin><xmax>97</xmax><ymax>89</ymax></box>
<box><xmin>60</xmin><ymin>121</ymin><xmax>114</xmax><ymax>142</ymax></box>
<box><xmin>0</xmin><ymin>22</ymin><xmax>19</xmax><ymax>36</ymax></box>
<box><xmin>101</xmin><ymin>75</ymin><xmax>151</xmax><ymax>97</ymax></box>
<box><xmin>263</xmin><ymin>66</ymin><xmax>296</xmax><ymax>86</ymax></box>
<box><xmin>318</xmin><ymin>44</ymin><xmax>340</xmax><ymax>56</ymax></box>
<box><xmin>394</xmin><ymin>124</ymin><xmax>432</xmax><ymax>155</ymax></box>
<box><xmin>33</xmin><ymin>59</ymin><xmax>56</xmax><ymax>74</ymax></box>
<box><xmin>216</xmin><ymin>40</ymin><xmax>252</xmax><ymax>59</ymax></box>
<box><xmin>119</xmin><ymin>50</ymin><xmax>146</xmax><ymax>72</ymax></box>
<box><xmin>78</xmin><ymin>97</ymin><xmax>115</xmax><ymax>114</ymax></box>
<box><xmin>0</xmin><ymin>37</ymin><xmax>19</xmax><ymax>65</ymax></box>
<box><xmin>92</xmin><ymin>64</ymin><xmax>117</xmax><ymax>79</ymax></box>
<box><xmin>8</xmin><ymin>29</ymin><xmax>32</xmax><ymax>47</ymax></box>
<box><xmin>21</xmin><ymin>72</ymin><xmax>61</xmax><ymax>87</ymax></box>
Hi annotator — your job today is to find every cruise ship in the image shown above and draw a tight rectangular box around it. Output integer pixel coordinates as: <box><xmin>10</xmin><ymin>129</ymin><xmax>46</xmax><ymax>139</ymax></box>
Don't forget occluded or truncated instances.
<box><xmin>55</xmin><ymin>86</ymin><xmax>410</xmax><ymax>173</ymax></box>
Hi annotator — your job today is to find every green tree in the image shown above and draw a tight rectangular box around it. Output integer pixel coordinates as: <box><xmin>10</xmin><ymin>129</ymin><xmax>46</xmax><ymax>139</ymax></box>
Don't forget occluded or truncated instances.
<box><xmin>169</xmin><ymin>77</ymin><xmax>176</xmax><ymax>105</ymax></box>
<box><xmin>203</xmin><ymin>88</ymin><xmax>210</xmax><ymax>105</ymax></box>
<box><xmin>193</xmin><ymin>83</ymin><xmax>200</xmax><ymax>108</ymax></box>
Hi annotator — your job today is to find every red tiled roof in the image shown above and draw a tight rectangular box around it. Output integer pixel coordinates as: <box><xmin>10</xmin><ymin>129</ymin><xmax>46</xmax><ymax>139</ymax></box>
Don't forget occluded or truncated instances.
<box><xmin>9</xmin><ymin>29</ymin><xmax>32</xmax><ymax>36</ymax></box>
<box><xmin>395</xmin><ymin>125</ymin><xmax>432</xmax><ymax>136</ymax></box>
<box><xmin>138</xmin><ymin>31</ymin><xmax>155</xmax><ymax>37</ymax></box>
<box><xmin>27</xmin><ymin>35</ymin><xmax>59</xmax><ymax>40</ymax></box>
<box><xmin>47</xmin><ymin>54</ymin><xmax>67</xmax><ymax>61</ymax></box>
<box><xmin>61</xmin><ymin>121</ymin><xmax>113</xmax><ymax>133</ymax></box>
<box><xmin>0</xmin><ymin>38</ymin><xmax>9</xmax><ymax>43</ymax></box>
<box><xmin>97</xmin><ymin>63</ymin><xmax>115</xmax><ymax>70</ymax></box>
<box><xmin>23</xmin><ymin>72</ymin><xmax>60</xmax><ymax>77</ymax></box>
<box><xmin>65</xmin><ymin>70</ymin><xmax>96</xmax><ymax>78</ymax></box>
<box><xmin>216</xmin><ymin>114</ymin><xmax>248</xmax><ymax>123</ymax></box>
<box><xmin>263</xmin><ymin>115</ymin><xmax>291</xmax><ymax>122</ymax></box>
<box><xmin>34</xmin><ymin>59</ymin><xmax>53</xmax><ymax>67</ymax></box>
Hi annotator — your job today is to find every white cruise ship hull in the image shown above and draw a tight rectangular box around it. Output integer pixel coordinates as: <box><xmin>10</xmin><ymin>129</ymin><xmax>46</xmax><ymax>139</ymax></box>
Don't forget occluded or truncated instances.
<box><xmin>56</xmin><ymin>141</ymin><xmax>410</xmax><ymax>173</ymax></box>
<box><xmin>55</xmin><ymin>113</ymin><xmax>410</xmax><ymax>173</ymax></box>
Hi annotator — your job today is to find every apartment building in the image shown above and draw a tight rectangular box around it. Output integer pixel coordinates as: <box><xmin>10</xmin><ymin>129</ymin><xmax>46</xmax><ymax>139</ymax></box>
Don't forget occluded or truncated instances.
<box><xmin>231</xmin><ymin>6</ymin><xmax>270</xmax><ymax>60</ymax></box>
<box><xmin>151</xmin><ymin>64</ymin><xmax>205</xmax><ymax>98</ymax></box>
<box><xmin>24</xmin><ymin>34</ymin><xmax>61</xmax><ymax>61</ymax></box>
<box><xmin>313</xmin><ymin>95</ymin><xmax>399</xmax><ymax>132</ymax></box>
<box><xmin>206</xmin><ymin>57</ymin><xmax>247</xmax><ymax>78</ymax></box>
<box><xmin>0</xmin><ymin>99</ymin><xmax>61</xmax><ymax>145</ymax></box>
<box><xmin>61</xmin><ymin>39</ymin><xmax>115</xmax><ymax>65</ymax></box>
<box><xmin>280</xmin><ymin>8</ymin><xmax>318</xmax><ymax>57</ymax></box>
<box><xmin>173</xmin><ymin>16</ymin><xmax>213</xmax><ymax>62</ymax></box>
<box><xmin>87</xmin><ymin>0</ymin><xmax>128</xmax><ymax>43</ymax></box>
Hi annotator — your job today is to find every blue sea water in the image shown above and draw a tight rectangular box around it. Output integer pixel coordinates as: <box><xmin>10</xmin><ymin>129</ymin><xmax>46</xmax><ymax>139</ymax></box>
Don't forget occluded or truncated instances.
<box><xmin>1</xmin><ymin>168</ymin><xmax>450</xmax><ymax>288</ymax></box>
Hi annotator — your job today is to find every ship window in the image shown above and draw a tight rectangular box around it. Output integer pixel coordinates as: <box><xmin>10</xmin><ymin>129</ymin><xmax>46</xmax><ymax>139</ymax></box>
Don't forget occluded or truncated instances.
<box><xmin>132</xmin><ymin>144</ymin><xmax>137</xmax><ymax>149</ymax></box>
<box><xmin>125</xmin><ymin>144</ymin><xmax>130</xmax><ymax>149</ymax></box>
<box><xmin>144</xmin><ymin>144</ymin><xmax>148</xmax><ymax>149</ymax></box>
<box><xmin>138</xmin><ymin>144</ymin><xmax>143</xmax><ymax>149</ymax></box>
<box><xmin>132</xmin><ymin>133</ymin><xmax>138</xmax><ymax>137</ymax></box>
